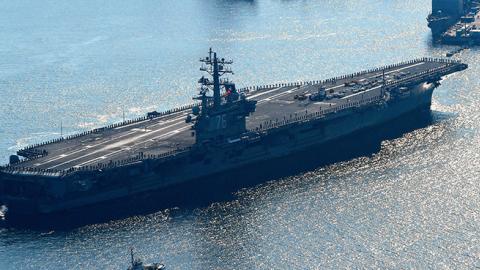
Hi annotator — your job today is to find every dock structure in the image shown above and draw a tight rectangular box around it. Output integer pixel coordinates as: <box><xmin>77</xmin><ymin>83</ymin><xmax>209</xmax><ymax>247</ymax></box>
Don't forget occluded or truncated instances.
<box><xmin>428</xmin><ymin>0</ymin><xmax>480</xmax><ymax>45</ymax></box>
<box><xmin>433</xmin><ymin>0</ymin><xmax>465</xmax><ymax>18</ymax></box>
<box><xmin>1</xmin><ymin>58</ymin><xmax>465</xmax><ymax>176</ymax></box>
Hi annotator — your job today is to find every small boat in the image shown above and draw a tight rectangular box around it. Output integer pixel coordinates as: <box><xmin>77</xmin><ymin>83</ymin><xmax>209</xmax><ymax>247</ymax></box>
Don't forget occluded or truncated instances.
<box><xmin>446</xmin><ymin>46</ymin><xmax>468</xmax><ymax>57</ymax></box>
<box><xmin>127</xmin><ymin>248</ymin><xmax>165</xmax><ymax>270</ymax></box>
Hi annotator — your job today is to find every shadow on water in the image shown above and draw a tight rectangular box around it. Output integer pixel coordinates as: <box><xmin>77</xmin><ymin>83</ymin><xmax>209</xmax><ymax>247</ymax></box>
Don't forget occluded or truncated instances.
<box><xmin>2</xmin><ymin>108</ymin><xmax>437</xmax><ymax>231</ymax></box>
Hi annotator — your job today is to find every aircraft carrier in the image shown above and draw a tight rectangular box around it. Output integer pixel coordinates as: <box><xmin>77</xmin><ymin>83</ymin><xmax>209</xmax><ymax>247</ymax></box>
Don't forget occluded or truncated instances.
<box><xmin>0</xmin><ymin>49</ymin><xmax>468</xmax><ymax>220</ymax></box>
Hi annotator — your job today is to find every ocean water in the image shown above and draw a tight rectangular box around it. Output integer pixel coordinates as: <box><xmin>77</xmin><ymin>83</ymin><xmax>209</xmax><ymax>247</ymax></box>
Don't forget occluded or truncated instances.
<box><xmin>0</xmin><ymin>0</ymin><xmax>479</xmax><ymax>269</ymax></box>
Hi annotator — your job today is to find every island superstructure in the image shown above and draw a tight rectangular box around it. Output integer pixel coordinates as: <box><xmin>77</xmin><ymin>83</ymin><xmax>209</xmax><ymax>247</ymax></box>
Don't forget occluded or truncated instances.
<box><xmin>0</xmin><ymin>49</ymin><xmax>467</xmax><ymax>219</ymax></box>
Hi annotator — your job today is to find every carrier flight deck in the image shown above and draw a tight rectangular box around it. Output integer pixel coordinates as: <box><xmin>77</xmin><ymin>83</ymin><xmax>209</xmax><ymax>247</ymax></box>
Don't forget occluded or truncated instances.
<box><xmin>8</xmin><ymin>58</ymin><xmax>461</xmax><ymax>172</ymax></box>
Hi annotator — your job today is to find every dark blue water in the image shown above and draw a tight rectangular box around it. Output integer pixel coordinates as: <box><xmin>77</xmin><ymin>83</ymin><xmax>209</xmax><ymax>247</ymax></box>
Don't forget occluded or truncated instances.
<box><xmin>1</xmin><ymin>0</ymin><xmax>479</xmax><ymax>269</ymax></box>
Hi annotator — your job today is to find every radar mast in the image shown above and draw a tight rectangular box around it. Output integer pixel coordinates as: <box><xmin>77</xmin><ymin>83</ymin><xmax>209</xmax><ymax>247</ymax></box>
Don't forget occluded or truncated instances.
<box><xmin>196</xmin><ymin>48</ymin><xmax>234</xmax><ymax>109</ymax></box>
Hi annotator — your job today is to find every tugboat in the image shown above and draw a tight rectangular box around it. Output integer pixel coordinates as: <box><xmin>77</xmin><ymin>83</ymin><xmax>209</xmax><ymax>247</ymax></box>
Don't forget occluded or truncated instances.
<box><xmin>127</xmin><ymin>248</ymin><xmax>165</xmax><ymax>270</ymax></box>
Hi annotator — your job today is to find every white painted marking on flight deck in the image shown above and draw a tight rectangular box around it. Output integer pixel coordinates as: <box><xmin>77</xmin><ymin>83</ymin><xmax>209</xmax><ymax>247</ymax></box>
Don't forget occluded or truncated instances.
<box><xmin>48</xmin><ymin>121</ymin><xmax>189</xmax><ymax>169</ymax></box>
<box><xmin>113</xmin><ymin>119</ymin><xmax>150</xmax><ymax>130</ymax></box>
<box><xmin>145</xmin><ymin>113</ymin><xmax>189</xmax><ymax>129</ymax></box>
<box><xmin>36</xmin><ymin>114</ymin><xmax>191</xmax><ymax>167</ymax></box>
<box><xmin>314</xmin><ymin>102</ymin><xmax>336</xmax><ymax>105</ymax></box>
<box><xmin>35</xmin><ymin>130</ymin><xmax>138</xmax><ymax>166</ymax></box>
<box><xmin>102</xmin><ymin>122</ymin><xmax>185</xmax><ymax>151</ymax></box>
<box><xmin>257</xmin><ymin>87</ymin><xmax>307</xmax><ymax>104</ymax></box>
<box><xmin>342</xmin><ymin>85</ymin><xmax>382</xmax><ymax>99</ymax></box>
<box><xmin>142</xmin><ymin>126</ymin><xmax>191</xmax><ymax>143</ymax></box>
<box><xmin>113</xmin><ymin>109</ymin><xmax>188</xmax><ymax>130</ymax></box>
<box><xmin>131</xmin><ymin>128</ymin><xmax>152</xmax><ymax>132</ymax></box>
<box><xmin>247</xmin><ymin>87</ymin><xmax>284</xmax><ymax>99</ymax></box>
<box><xmin>75</xmin><ymin>126</ymin><xmax>191</xmax><ymax>167</ymax></box>
<box><xmin>75</xmin><ymin>153</ymin><xmax>123</xmax><ymax>167</ymax></box>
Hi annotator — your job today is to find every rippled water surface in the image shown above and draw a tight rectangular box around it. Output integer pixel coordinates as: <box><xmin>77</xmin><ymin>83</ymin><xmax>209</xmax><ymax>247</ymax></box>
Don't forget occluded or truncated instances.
<box><xmin>1</xmin><ymin>0</ymin><xmax>479</xmax><ymax>269</ymax></box>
